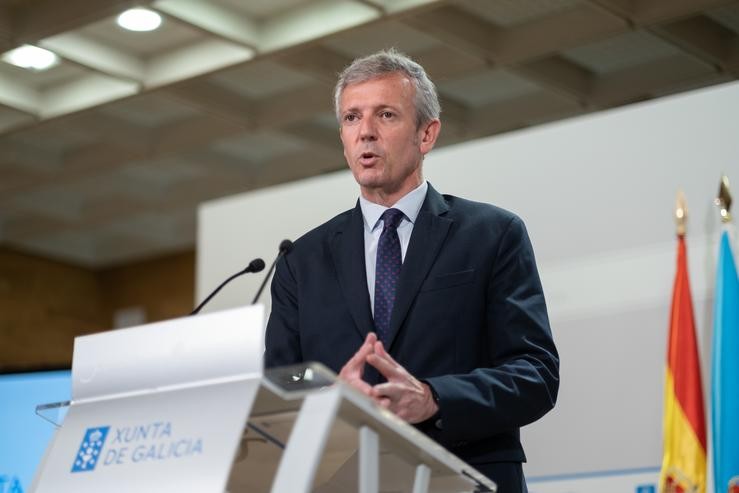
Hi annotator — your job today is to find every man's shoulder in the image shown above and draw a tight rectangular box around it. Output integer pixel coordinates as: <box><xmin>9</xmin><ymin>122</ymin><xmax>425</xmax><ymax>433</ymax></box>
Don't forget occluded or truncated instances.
<box><xmin>440</xmin><ymin>193</ymin><xmax>520</xmax><ymax>226</ymax></box>
<box><xmin>291</xmin><ymin>207</ymin><xmax>355</xmax><ymax>249</ymax></box>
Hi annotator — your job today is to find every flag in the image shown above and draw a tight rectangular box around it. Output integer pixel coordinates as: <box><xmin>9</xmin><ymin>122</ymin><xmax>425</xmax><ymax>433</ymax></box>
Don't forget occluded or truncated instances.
<box><xmin>660</xmin><ymin>236</ymin><xmax>707</xmax><ymax>493</ymax></box>
<box><xmin>712</xmin><ymin>229</ymin><xmax>739</xmax><ymax>493</ymax></box>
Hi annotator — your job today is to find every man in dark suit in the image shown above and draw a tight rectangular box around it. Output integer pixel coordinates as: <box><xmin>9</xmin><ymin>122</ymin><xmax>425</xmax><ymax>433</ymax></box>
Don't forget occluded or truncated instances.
<box><xmin>265</xmin><ymin>49</ymin><xmax>559</xmax><ymax>492</ymax></box>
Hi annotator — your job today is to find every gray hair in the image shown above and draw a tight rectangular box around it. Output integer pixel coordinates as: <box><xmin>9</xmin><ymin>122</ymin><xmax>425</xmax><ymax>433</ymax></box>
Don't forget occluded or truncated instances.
<box><xmin>334</xmin><ymin>48</ymin><xmax>441</xmax><ymax>127</ymax></box>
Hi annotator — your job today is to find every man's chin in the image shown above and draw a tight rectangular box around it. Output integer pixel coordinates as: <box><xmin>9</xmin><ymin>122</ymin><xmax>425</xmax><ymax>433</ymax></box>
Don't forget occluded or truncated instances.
<box><xmin>352</xmin><ymin>170</ymin><xmax>385</xmax><ymax>189</ymax></box>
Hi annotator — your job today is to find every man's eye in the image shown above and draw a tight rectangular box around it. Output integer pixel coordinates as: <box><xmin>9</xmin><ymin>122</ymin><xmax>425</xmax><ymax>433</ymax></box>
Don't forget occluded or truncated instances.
<box><xmin>343</xmin><ymin>114</ymin><xmax>357</xmax><ymax>122</ymax></box>
<box><xmin>381</xmin><ymin>111</ymin><xmax>394</xmax><ymax>119</ymax></box>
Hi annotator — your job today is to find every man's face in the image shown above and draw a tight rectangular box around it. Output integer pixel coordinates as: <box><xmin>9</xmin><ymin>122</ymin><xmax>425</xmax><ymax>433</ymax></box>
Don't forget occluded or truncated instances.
<box><xmin>338</xmin><ymin>72</ymin><xmax>439</xmax><ymax>202</ymax></box>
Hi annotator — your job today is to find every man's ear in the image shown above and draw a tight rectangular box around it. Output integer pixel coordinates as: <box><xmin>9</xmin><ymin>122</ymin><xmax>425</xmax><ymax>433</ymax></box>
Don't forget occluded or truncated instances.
<box><xmin>419</xmin><ymin>119</ymin><xmax>441</xmax><ymax>154</ymax></box>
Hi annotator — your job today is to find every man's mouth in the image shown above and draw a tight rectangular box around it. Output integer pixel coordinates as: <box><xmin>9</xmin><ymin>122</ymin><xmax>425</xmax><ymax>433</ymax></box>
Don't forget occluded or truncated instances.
<box><xmin>359</xmin><ymin>152</ymin><xmax>380</xmax><ymax>165</ymax></box>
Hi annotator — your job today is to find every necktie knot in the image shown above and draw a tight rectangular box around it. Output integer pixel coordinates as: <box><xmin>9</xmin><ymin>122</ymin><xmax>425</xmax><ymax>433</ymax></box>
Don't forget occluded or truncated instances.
<box><xmin>381</xmin><ymin>208</ymin><xmax>404</xmax><ymax>231</ymax></box>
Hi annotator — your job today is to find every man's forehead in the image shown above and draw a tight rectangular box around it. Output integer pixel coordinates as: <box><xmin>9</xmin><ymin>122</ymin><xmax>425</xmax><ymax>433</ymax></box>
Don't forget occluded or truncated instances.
<box><xmin>340</xmin><ymin>73</ymin><xmax>414</xmax><ymax>105</ymax></box>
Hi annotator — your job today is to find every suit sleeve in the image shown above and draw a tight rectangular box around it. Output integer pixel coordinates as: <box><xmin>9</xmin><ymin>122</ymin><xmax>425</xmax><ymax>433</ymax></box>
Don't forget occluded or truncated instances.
<box><xmin>425</xmin><ymin>215</ymin><xmax>560</xmax><ymax>443</ymax></box>
<box><xmin>264</xmin><ymin>254</ymin><xmax>303</xmax><ymax>368</ymax></box>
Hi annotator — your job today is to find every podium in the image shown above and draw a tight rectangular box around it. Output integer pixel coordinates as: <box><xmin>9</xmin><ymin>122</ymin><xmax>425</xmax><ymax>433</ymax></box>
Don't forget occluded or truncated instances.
<box><xmin>31</xmin><ymin>306</ymin><xmax>495</xmax><ymax>493</ymax></box>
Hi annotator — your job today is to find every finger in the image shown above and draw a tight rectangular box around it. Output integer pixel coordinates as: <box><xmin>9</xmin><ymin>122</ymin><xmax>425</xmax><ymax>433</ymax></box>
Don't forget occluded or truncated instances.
<box><xmin>373</xmin><ymin>340</ymin><xmax>403</xmax><ymax>371</ymax></box>
<box><xmin>371</xmin><ymin>382</ymin><xmax>401</xmax><ymax>399</ymax></box>
<box><xmin>342</xmin><ymin>336</ymin><xmax>375</xmax><ymax>372</ymax></box>
<box><xmin>374</xmin><ymin>396</ymin><xmax>391</xmax><ymax>409</ymax></box>
<box><xmin>366</xmin><ymin>352</ymin><xmax>400</xmax><ymax>379</ymax></box>
<box><xmin>373</xmin><ymin>340</ymin><xmax>398</xmax><ymax>365</ymax></box>
<box><xmin>346</xmin><ymin>378</ymin><xmax>373</xmax><ymax>396</ymax></box>
<box><xmin>339</xmin><ymin>353</ymin><xmax>369</xmax><ymax>380</ymax></box>
<box><xmin>372</xmin><ymin>382</ymin><xmax>399</xmax><ymax>398</ymax></box>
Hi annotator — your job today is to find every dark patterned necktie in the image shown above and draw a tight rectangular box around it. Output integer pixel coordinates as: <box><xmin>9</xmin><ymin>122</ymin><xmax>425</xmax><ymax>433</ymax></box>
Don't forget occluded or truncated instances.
<box><xmin>374</xmin><ymin>208</ymin><xmax>404</xmax><ymax>342</ymax></box>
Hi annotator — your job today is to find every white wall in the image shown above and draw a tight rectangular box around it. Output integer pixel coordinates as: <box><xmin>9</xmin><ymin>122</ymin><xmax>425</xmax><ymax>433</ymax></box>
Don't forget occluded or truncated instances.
<box><xmin>197</xmin><ymin>80</ymin><xmax>739</xmax><ymax>481</ymax></box>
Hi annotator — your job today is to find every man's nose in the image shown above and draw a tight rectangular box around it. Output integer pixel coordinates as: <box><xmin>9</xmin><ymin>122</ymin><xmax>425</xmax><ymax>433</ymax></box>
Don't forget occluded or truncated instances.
<box><xmin>359</xmin><ymin>118</ymin><xmax>377</xmax><ymax>141</ymax></box>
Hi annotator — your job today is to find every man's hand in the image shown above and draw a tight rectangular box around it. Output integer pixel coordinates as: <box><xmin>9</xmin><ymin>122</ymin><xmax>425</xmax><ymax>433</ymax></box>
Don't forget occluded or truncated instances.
<box><xmin>367</xmin><ymin>340</ymin><xmax>439</xmax><ymax>424</ymax></box>
<box><xmin>338</xmin><ymin>332</ymin><xmax>376</xmax><ymax>397</ymax></box>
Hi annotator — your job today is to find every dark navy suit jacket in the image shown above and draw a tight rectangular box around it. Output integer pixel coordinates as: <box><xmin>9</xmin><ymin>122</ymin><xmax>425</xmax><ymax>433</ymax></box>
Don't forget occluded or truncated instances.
<box><xmin>265</xmin><ymin>184</ymin><xmax>559</xmax><ymax>480</ymax></box>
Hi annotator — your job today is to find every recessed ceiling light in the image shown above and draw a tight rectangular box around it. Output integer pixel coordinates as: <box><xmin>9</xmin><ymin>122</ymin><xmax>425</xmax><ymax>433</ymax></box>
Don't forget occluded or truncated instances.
<box><xmin>117</xmin><ymin>8</ymin><xmax>162</xmax><ymax>32</ymax></box>
<box><xmin>2</xmin><ymin>44</ymin><xmax>60</xmax><ymax>71</ymax></box>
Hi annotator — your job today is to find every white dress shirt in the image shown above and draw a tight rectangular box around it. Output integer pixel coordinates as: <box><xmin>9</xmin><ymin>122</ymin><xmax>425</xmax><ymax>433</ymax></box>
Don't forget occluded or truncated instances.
<box><xmin>359</xmin><ymin>180</ymin><xmax>428</xmax><ymax>315</ymax></box>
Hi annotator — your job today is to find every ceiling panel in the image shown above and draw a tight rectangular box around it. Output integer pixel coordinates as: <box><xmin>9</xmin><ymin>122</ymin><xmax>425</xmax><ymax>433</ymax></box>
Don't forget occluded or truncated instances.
<box><xmin>322</xmin><ymin>20</ymin><xmax>441</xmax><ymax>58</ymax></box>
<box><xmin>0</xmin><ymin>60</ymin><xmax>86</xmax><ymax>90</ymax></box>
<box><xmin>6</xmin><ymin>121</ymin><xmax>97</xmax><ymax>155</ymax></box>
<box><xmin>438</xmin><ymin>68</ymin><xmax>541</xmax><ymax>106</ymax></box>
<box><xmin>97</xmin><ymin>92</ymin><xmax>200</xmax><ymax>127</ymax></box>
<box><xmin>116</xmin><ymin>156</ymin><xmax>207</xmax><ymax>190</ymax></box>
<box><xmin>78</xmin><ymin>13</ymin><xmax>205</xmax><ymax>57</ymax></box>
<box><xmin>211</xmin><ymin>130</ymin><xmax>308</xmax><ymax>164</ymax></box>
<box><xmin>213</xmin><ymin>0</ymin><xmax>315</xmax><ymax>20</ymax></box>
<box><xmin>0</xmin><ymin>105</ymin><xmax>34</xmax><ymax>132</ymax></box>
<box><xmin>99</xmin><ymin>209</ymin><xmax>195</xmax><ymax>246</ymax></box>
<box><xmin>209</xmin><ymin>59</ymin><xmax>316</xmax><ymax>99</ymax></box>
<box><xmin>562</xmin><ymin>30</ymin><xmax>683</xmax><ymax>75</ymax></box>
<box><xmin>454</xmin><ymin>0</ymin><xmax>581</xmax><ymax>27</ymax></box>
<box><xmin>705</xmin><ymin>3</ymin><xmax>739</xmax><ymax>33</ymax></box>
<box><xmin>13</xmin><ymin>230</ymin><xmax>97</xmax><ymax>265</ymax></box>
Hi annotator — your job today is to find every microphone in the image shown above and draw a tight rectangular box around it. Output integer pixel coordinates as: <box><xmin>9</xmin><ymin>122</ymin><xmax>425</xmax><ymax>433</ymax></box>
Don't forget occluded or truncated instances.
<box><xmin>252</xmin><ymin>239</ymin><xmax>293</xmax><ymax>305</ymax></box>
<box><xmin>191</xmin><ymin>258</ymin><xmax>265</xmax><ymax>315</ymax></box>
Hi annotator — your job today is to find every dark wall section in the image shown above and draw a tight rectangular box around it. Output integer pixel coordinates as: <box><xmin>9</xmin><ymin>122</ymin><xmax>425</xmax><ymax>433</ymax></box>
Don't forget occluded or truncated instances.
<box><xmin>0</xmin><ymin>248</ymin><xmax>194</xmax><ymax>371</ymax></box>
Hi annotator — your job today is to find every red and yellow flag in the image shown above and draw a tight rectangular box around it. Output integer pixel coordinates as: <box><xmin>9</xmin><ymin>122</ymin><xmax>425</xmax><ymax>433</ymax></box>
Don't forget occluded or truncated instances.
<box><xmin>659</xmin><ymin>236</ymin><xmax>707</xmax><ymax>493</ymax></box>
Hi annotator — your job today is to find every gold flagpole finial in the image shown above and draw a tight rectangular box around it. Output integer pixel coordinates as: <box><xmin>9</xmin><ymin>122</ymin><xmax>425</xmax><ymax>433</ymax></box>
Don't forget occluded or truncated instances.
<box><xmin>675</xmin><ymin>189</ymin><xmax>687</xmax><ymax>237</ymax></box>
<box><xmin>716</xmin><ymin>175</ymin><xmax>732</xmax><ymax>223</ymax></box>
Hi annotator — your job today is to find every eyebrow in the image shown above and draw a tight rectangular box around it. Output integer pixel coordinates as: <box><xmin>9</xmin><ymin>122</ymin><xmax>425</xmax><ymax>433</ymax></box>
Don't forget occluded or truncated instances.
<box><xmin>342</xmin><ymin>103</ymin><xmax>401</xmax><ymax>114</ymax></box>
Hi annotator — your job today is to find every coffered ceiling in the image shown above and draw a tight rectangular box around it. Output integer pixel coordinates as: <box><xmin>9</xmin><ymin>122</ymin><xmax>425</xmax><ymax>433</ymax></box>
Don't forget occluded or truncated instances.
<box><xmin>0</xmin><ymin>0</ymin><xmax>737</xmax><ymax>266</ymax></box>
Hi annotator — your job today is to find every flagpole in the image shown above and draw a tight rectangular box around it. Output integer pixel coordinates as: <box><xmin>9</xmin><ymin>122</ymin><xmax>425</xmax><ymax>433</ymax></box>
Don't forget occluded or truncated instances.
<box><xmin>676</xmin><ymin>189</ymin><xmax>687</xmax><ymax>237</ymax></box>
<box><xmin>660</xmin><ymin>189</ymin><xmax>707</xmax><ymax>493</ymax></box>
<box><xmin>711</xmin><ymin>174</ymin><xmax>738</xmax><ymax>493</ymax></box>
<box><xmin>716</xmin><ymin>175</ymin><xmax>732</xmax><ymax>223</ymax></box>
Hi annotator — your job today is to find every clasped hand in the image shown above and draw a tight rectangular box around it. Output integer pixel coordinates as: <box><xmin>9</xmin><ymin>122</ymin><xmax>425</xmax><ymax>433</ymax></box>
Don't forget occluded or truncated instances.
<box><xmin>338</xmin><ymin>332</ymin><xmax>438</xmax><ymax>424</ymax></box>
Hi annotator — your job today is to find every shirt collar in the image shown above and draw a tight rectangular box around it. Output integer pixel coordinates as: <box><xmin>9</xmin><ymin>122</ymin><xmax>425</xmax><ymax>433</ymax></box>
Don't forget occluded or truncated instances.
<box><xmin>359</xmin><ymin>181</ymin><xmax>428</xmax><ymax>232</ymax></box>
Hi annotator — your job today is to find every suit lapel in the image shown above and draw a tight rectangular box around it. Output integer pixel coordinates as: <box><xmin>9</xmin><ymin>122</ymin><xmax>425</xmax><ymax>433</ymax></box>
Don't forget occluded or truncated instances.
<box><xmin>330</xmin><ymin>203</ymin><xmax>375</xmax><ymax>340</ymax></box>
<box><xmin>385</xmin><ymin>185</ymin><xmax>452</xmax><ymax>350</ymax></box>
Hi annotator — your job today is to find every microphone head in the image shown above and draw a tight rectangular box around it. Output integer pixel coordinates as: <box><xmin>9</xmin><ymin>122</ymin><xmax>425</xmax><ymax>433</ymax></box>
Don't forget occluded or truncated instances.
<box><xmin>248</xmin><ymin>258</ymin><xmax>266</xmax><ymax>273</ymax></box>
<box><xmin>279</xmin><ymin>239</ymin><xmax>294</xmax><ymax>254</ymax></box>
